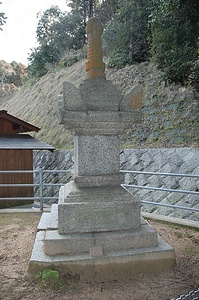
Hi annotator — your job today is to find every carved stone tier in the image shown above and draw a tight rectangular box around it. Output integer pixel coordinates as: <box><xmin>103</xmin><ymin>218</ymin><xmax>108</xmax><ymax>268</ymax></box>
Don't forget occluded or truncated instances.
<box><xmin>60</xmin><ymin>110</ymin><xmax>142</xmax><ymax>135</ymax></box>
<box><xmin>58</xmin><ymin>181</ymin><xmax>141</xmax><ymax>234</ymax></box>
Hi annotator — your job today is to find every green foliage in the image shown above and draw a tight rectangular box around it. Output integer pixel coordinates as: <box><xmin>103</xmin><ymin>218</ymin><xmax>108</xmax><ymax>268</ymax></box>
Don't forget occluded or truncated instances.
<box><xmin>28</xmin><ymin>5</ymin><xmax>87</xmax><ymax>78</ymax></box>
<box><xmin>57</xmin><ymin>47</ymin><xmax>86</xmax><ymax>69</ymax></box>
<box><xmin>36</xmin><ymin>268</ymin><xmax>63</xmax><ymax>290</ymax></box>
<box><xmin>150</xmin><ymin>0</ymin><xmax>199</xmax><ymax>85</ymax></box>
<box><xmin>67</xmin><ymin>0</ymin><xmax>100</xmax><ymax>19</ymax></box>
<box><xmin>103</xmin><ymin>0</ymin><xmax>151</xmax><ymax>68</ymax></box>
<box><xmin>28</xmin><ymin>6</ymin><xmax>71</xmax><ymax>78</ymax></box>
<box><xmin>189</xmin><ymin>59</ymin><xmax>199</xmax><ymax>88</ymax></box>
<box><xmin>27</xmin><ymin>44</ymin><xmax>58</xmax><ymax>78</ymax></box>
<box><xmin>95</xmin><ymin>0</ymin><xmax>120</xmax><ymax>25</ymax></box>
<box><xmin>69</xmin><ymin>282</ymin><xmax>77</xmax><ymax>290</ymax></box>
<box><xmin>183</xmin><ymin>246</ymin><xmax>198</xmax><ymax>255</ymax></box>
<box><xmin>27</xmin><ymin>0</ymin><xmax>198</xmax><ymax>88</ymax></box>
<box><xmin>107</xmin><ymin>51</ymin><xmax>127</xmax><ymax>69</ymax></box>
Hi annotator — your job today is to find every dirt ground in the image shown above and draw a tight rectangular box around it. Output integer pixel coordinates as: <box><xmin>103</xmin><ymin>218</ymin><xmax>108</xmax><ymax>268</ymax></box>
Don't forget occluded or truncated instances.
<box><xmin>0</xmin><ymin>212</ymin><xmax>198</xmax><ymax>300</ymax></box>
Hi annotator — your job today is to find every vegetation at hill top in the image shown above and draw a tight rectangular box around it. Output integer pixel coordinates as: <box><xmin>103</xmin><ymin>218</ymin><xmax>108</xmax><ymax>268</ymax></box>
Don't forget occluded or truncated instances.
<box><xmin>1</xmin><ymin>0</ymin><xmax>198</xmax><ymax>88</ymax></box>
<box><xmin>0</xmin><ymin>0</ymin><xmax>198</xmax><ymax>149</ymax></box>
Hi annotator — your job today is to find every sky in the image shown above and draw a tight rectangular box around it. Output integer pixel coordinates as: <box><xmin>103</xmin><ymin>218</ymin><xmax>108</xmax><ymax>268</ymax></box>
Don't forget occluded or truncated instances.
<box><xmin>0</xmin><ymin>0</ymin><xmax>69</xmax><ymax>65</ymax></box>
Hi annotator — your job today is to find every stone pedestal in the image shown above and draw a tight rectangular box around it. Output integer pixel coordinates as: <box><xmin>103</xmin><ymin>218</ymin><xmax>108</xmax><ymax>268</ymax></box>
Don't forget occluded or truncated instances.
<box><xmin>58</xmin><ymin>182</ymin><xmax>141</xmax><ymax>234</ymax></box>
<box><xmin>29</xmin><ymin>204</ymin><xmax>175</xmax><ymax>281</ymax></box>
<box><xmin>29</xmin><ymin>17</ymin><xmax>175</xmax><ymax>280</ymax></box>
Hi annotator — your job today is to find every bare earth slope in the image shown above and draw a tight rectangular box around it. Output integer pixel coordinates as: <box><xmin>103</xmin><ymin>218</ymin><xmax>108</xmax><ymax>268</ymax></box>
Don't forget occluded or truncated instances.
<box><xmin>0</xmin><ymin>60</ymin><xmax>198</xmax><ymax>149</ymax></box>
<box><xmin>0</xmin><ymin>61</ymin><xmax>87</xmax><ymax>149</ymax></box>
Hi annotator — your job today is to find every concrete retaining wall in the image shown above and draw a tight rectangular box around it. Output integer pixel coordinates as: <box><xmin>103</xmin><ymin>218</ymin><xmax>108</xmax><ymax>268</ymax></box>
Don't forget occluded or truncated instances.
<box><xmin>33</xmin><ymin>148</ymin><xmax>199</xmax><ymax>221</ymax></box>
<box><xmin>121</xmin><ymin>148</ymin><xmax>199</xmax><ymax>221</ymax></box>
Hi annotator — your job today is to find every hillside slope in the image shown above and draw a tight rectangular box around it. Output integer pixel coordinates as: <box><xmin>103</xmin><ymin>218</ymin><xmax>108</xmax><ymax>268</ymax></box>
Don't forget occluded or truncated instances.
<box><xmin>0</xmin><ymin>60</ymin><xmax>198</xmax><ymax>149</ymax></box>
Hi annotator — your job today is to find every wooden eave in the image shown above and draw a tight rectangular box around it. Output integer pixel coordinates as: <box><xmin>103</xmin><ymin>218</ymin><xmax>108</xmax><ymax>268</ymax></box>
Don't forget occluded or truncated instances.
<box><xmin>0</xmin><ymin>110</ymin><xmax>40</xmax><ymax>133</ymax></box>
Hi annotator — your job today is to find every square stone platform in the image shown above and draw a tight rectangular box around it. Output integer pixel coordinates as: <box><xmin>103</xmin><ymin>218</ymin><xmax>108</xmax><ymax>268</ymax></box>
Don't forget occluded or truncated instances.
<box><xmin>29</xmin><ymin>204</ymin><xmax>175</xmax><ymax>281</ymax></box>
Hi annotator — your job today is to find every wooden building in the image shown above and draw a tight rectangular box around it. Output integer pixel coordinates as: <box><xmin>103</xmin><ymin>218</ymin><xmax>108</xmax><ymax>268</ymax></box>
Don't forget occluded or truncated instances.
<box><xmin>0</xmin><ymin>110</ymin><xmax>54</xmax><ymax>208</ymax></box>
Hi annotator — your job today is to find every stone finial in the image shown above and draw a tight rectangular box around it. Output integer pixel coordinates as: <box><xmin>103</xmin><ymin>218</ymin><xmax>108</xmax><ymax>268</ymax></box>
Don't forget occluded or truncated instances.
<box><xmin>85</xmin><ymin>17</ymin><xmax>106</xmax><ymax>79</ymax></box>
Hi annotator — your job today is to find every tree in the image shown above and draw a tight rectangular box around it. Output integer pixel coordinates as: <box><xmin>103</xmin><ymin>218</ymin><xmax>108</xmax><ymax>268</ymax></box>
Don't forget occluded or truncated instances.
<box><xmin>36</xmin><ymin>6</ymin><xmax>63</xmax><ymax>45</ymax></box>
<box><xmin>0</xmin><ymin>2</ymin><xmax>6</xmax><ymax>30</ymax></box>
<box><xmin>28</xmin><ymin>5</ymin><xmax>87</xmax><ymax>77</ymax></box>
<box><xmin>103</xmin><ymin>0</ymin><xmax>152</xmax><ymax>67</ymax></box>
<box><xmin>95</xmin><ymin>0</ymin><xmax>120</xmax><ymax>25</ymax></box>
<box><xmin>66</xmin><ymin>0</ymin><xmax>101</xmax><ymax>44</ymax></box>
<box><xmin>27</xmin><ymin>45</ymin><xmax>58</xmax><ymax>78</ymax></box>
<box><xmin>67</xmin><ymin>0</ymin><xmax>100</xmax><ymax>18</ymax></box>
<box><xmin>150</xmin><ymin>0</ymin><xmax>199</xmax><ymax>84</ymax></box>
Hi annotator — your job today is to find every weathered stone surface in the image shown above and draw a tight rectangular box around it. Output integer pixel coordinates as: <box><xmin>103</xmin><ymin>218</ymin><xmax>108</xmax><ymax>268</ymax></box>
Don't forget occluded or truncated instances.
<box><xmin>58</xmin><ymin>182</ymin><xmax>141</xmax><ymax>234</ymax></box>
<box><xmin>63</xmin><ymin>81</ymin><xmax>87</xmax><ymax>111</ymax></box>
<box><xmin>43</xmin><ymin>220</ymin><xmax>158</xmax><ymax>256</ymax></box>
<box><xmin>74</xmin><ymin>174</ymin><xmax>124</xmax><ymax>188</ymax></box>
<box><xmin>58</xmin><ymin>200</ymin><xmax>141</xmax><ymax>234</ymax></box>
<box><xmin>74</xmin><ymin>135</ymin><xmax>120</xmax><ymax>176</ymax></box>
<box><xmin>80</xmin><ymin>79</ymin><xmax>122</xmax><ymax>111</ymax></box>
<box><xmin>59</xmin><ymin>181</ymin><xmax>139</xmax><ymax>204</ymax></box>
<box><xmin>44</xmin><ymin>230</ymin><xmax>94</xmax><ymax>255</ymax></box>
<box><xmin>90</xmin><ymin>245</ymin><xmax>103</xmax><ymax>257</ymax></box>
<box><xmin>60</xmin><ymin>110</ymin><xmax>142</xmax><ymax>135</ymax></box>
<box><xmin>29</xmin><ymin>232</ymin><xmax>175</xmax><ymax>281</ymax></box>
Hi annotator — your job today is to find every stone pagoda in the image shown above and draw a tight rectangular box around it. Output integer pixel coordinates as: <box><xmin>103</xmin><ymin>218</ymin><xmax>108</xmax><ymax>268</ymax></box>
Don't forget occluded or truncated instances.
<box><xmin>29</xmin><ymin>17</ymin><xmax>175</xmax><ymax>280</ymax></box>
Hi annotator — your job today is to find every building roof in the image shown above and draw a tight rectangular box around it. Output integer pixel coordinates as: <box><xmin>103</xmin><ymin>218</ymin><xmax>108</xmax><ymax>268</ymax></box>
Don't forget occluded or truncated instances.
<box><xmin>0</xmin><ymin>134</ymin><xmax>55</xmax><ymax>151</ymax></box>
<box><xmin>0</xmin><ymin>110</ymin><xmax>40</xmax><ymax>133</ymax></box>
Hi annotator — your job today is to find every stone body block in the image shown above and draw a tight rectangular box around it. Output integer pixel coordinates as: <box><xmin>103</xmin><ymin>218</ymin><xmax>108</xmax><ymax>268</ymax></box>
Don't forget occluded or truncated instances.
<box><xmin>74</xmin><ymin>135</ymin><xmax>120</xmax><ymax>176</ymax></box>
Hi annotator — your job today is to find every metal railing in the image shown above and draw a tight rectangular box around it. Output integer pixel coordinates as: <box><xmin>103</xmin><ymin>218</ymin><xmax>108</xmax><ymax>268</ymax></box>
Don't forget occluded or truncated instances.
<box><xmin>120</xmin><ymin>170</ymin><xmax>199</xmax><ymax>214</ymax></box>
<box><xmin>0</xmin><ymin>169</ymin><xmax>71</xmax><ymax>211</ymax></box>
<box><xmin>0</xmin><ymin>169</ymin><xmax>198</xmax><ymax>215</ymax></box>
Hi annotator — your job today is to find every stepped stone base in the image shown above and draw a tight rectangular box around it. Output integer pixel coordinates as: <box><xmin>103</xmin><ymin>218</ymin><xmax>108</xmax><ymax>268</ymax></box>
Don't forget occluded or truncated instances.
<box><xmin>58</xmin><ymin>182</ymin><xmax>141</xmax><ymax>233</ymax></box>
<box><xmin>29</xmin><ymin>204</ymin><xmax>175</xmax><ymax>281</ymax></box>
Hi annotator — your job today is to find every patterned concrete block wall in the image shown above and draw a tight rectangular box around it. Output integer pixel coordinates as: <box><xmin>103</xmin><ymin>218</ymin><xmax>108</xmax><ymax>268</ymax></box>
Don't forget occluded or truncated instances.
<box><xmin>33</xmin><ymin>150</ymin><xmax>73</xmax><ymax>204</ymax></box>
<box><xmin>33</xmin><ymin>148</ymin><xmax>199</xmax><ymax>221</ymax></box>
<box><xmin>121</xmin><ymin>148</ymin><xmax>199</xmax><ymax>221</ymax></box>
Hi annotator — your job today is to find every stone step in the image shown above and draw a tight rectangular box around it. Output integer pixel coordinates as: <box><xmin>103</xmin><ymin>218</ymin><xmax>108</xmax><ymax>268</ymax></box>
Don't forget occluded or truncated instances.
<box><xmin>37</xmin><ymin>204</ymin><xmax>58</xmax><ymax>230</ymax></box>
<box><xmin>29</xmin><ymin>233</ymin><xmax>175</xmax><ymax>281</ymax></box>
<box><xmin>44</xmin><ymin>220</ymin><xmax>158</xmax><ymax>256</ymax></box>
